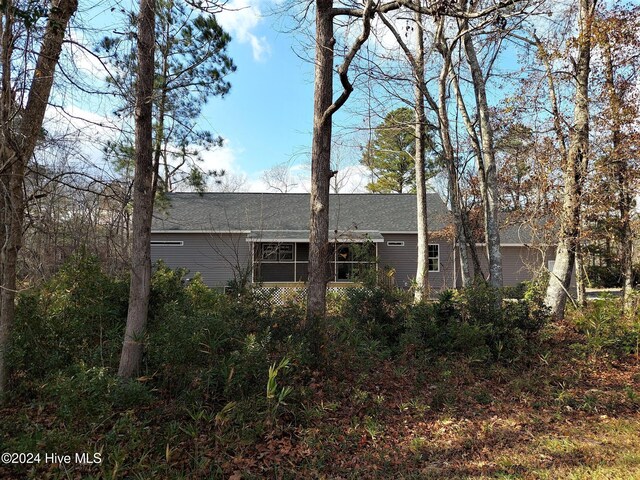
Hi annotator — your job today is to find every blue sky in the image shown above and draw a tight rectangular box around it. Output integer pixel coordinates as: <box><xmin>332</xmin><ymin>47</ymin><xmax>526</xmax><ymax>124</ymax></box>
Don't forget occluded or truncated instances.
<box><xmin>201</xmin><ymin>2</ymin><xmax>321</xmax><ymax>189</ymax></box>
<box><xmin>56</xmin><ymin>0</ymin><xmax>342</xmax><ymax>192</ymax></box>
<box><xmin>58</xmin><ymin>0</ymin><xmax>539</xmax><ymax>193</ymax></box>
<box><xmin>198</xmin><ymin>0</ymin><xmax>377</xmax><ymax>192</ymax></box>
<box><xmin>204</xmin><ymin>28</ymin><xmax>314</xmax><ymax>176</ymax></box>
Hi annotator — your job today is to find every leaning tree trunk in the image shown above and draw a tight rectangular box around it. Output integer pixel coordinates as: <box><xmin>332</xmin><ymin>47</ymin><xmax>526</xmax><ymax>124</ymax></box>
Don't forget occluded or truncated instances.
<box><xmin>448</xmin><ymin>30</ymin><xmax>496</xmax><ymax>285</ymax></box>
<box><xmin>413</xmin><ymin>7</ymin><xmax>429</xmax><ymax>302</ymax></box>
<box><xmin>0</xmin><ymin>0</ymin><xmax>78</xmax><ymax>400</ymax></box>
<box><xmin>545</xmin><ymin>0</ymin><xmax>594</xmax><ymax>318</ymax></box>
<box><xmin>118</xmin><ymin>0</ymin><xmax>156</xmax><ymax>379</ymax></box>
<box><xmin>306</xmin><ymin>0</ymin><xmax>334</xmax><ymax>341</ymax></box>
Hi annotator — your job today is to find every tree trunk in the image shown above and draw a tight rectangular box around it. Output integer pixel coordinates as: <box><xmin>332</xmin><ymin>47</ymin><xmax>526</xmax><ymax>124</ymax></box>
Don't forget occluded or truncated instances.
<box><xmin>433</xmin><ymin>18</ymin><xmax>471</xmax><ymax>287</ymax></box>
<box><xmin>0</xmin><ymin>0</ymin><xmax>78</xmax><ymax>400</ymax></box>
<box><xmin>306</xmin><ymin>0</ymin><xmax>333</xmax><ymax>329</ymax></box>
<box><xmin>460</xmin><ymin>24</ymin><xmax>503</xmax><ymax>288</ymax></box>
<box><xmin>545</xmin><ymin>0</ymin><xmax>594</xmax><ymax>318</ymax></box>
<box><xmin>118</xmin><ymin>0</ymin><xmax>156</xmax><ymax>379</ymax></box>
<box><xmin>618</xmin><ymin>162</ymin><xmax>634</xmax><ymax>311</ymax></box>
<box><xmin>448</xmin><ymin>50</ymin><xmax>492</xmax><ymax>285</ymax></box>
<box><xmin>603</xmin><ymin>40</ymin><xmax>634</xmax><ymax>311</ymax></box>
<box><xmin>575</xmin><ymin>238</ymin><xmax>586</xmax><ymax>306</ymax></box>
<box><xmin>413</xmin><ymin>8</ymin><xmax>429</xmax><ymax>302</ymax></box>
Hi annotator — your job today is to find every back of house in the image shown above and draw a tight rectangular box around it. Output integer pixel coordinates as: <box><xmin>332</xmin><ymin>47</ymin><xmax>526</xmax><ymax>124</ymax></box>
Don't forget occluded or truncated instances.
<box><xmin>151</xmin><ymin>192</ymin><xmax>557</xmax><ymax>292</ymax></box>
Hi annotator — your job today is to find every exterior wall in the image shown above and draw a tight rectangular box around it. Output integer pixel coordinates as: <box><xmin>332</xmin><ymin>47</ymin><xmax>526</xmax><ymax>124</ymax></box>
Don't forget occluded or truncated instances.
<box><xmin>468</xmin><ymin>245</ymin><xmax>575</xmax><ymax>291</ymax></box>
<box><xmin>151</xmin><ymin>233</ymin><xmax>251</xmax><ymax>288</ymax></box>
<box><xmin>469</xmin><ymin>246</ymin><xmax>546</xmax><ymax>286</ymax></box>
<box><xmin>377</xmin><ymin>233</ymin><xmax>456</xmax><ymax>292</ymax></box>
<box><xmin>150</xmin><ymin>231</ymin><xmax>569</xmax><ymax>293</ymax></box>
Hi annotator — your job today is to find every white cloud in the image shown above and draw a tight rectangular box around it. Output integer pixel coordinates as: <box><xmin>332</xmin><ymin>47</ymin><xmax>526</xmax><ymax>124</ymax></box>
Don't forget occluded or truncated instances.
<box><xmin>199</xmin><ymin>140</ymin><xmax>244</xmax><ymax>175</ymax></box>
<box><xmin>217</xmin><ymin>0</ymin><xmax>271</xmax><ymax>62</ymax></box>
<box><xmin>41</xmin><ymin>105</ymin><xmax>124</xmax><ymax>174</ymax></box>
<box><xmin>332</xmin><ymin>164</ymin><xmax>369</xmax><ymax>193</ymax></box>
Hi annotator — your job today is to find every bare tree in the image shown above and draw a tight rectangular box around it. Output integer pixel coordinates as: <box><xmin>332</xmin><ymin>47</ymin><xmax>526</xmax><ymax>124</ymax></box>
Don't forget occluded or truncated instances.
<box><xmin>377</xmin><ymin>7</ymin><xmax>430</xmax><ymax>301</ymax></box>
<box><xmin>215</xmin><ymin>172</ymin><xmax>248</xmax><ymax>192</ymax></box>
<box><xmin>544</xmin><ymin>0</ymin><xmax>597</xmax><ymax>318</ymax></box>
<box><xmin>456</xmin><ymin>4</ymin><xmax>503</xmax><ymax>288</ymax></box>
<box><xmin>261</xmin><ymin>160</ymin><xmax>299</xmax><ymax>192</ymax></box>
<box><xmin>305</xmin><ymin>0</ymin><xmax>542</xmax><ymax>323</ymax></box>
<box><xmin>432</xmin><ymin>16</ymin><xmax>473</xmax><ymax>287</ymax></box>
<box><xmin>0</xmin><ymin>0</ymin><xmax>78</xmax><ymax>400</ymax></box>
<box><xmin>595</xmin><ymin>8</ymin><xmax>638</xmax><ymax>311</ymax></box>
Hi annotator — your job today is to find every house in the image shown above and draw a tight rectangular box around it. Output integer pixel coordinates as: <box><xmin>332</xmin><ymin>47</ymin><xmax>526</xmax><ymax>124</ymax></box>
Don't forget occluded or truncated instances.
<box><xmin>150</xmin><ymin>192</ymin><xmax>554</xmax><ymax>291</ymax></box>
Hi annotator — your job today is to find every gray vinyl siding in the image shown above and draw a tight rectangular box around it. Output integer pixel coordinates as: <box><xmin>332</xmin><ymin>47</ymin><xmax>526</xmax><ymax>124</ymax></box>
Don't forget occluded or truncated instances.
<box><xmin>377</xmin><ymin>234</ymin><xmax>456</xmax><ymax>291</ymax></box>
<box><xmin>469</xmin><ymin>246</ymin><xmax>544</xmax><ymax>285</ymax></box>
<box><xmin>150</xmin><ymin>232</ymin><xmax>558</xmax><ymax>293</ymax></box>
<box><xmin>151</xmin><ymin>233</ymin><xmax>250</xmax><ymax>287</ymax></box>
<box><xmin>468</xmin><ymin>245</ymin><xmax>575</xmax><ymax>291</ymax></box>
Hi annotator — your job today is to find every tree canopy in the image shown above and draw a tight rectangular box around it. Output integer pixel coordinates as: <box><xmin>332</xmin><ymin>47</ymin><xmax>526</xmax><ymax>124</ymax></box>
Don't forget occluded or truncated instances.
<box><xmin>99</xmin><ymin>0</ymin><xmax>236</xmax><ymax>193</ymax></box>
<box><xmin>361</xmin><ymin>107</ymin><xmax>417</xmax><ymax>194</ymax></box>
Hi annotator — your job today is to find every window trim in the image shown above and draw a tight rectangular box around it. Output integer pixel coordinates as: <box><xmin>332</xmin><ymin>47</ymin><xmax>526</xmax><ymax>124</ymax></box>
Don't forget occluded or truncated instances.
<box><xmin>151</xmin><ymin>240</ymin><xmax>184</xmax><ymax>246</ymax></box>
<box><xmin>428</xmin><ymin>243</ymin><xmax>440</xmax><ymax>272</ymax></box>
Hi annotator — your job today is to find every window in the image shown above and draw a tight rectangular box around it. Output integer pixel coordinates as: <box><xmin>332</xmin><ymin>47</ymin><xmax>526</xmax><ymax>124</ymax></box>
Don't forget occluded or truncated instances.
<box><xmin>428</xmin><ymin>244</ymin><xmax>439</xmax><ymax>272</ymax></box>
<box><xmin>387</xmin><ymin>241</ymin><xmax>405</xmax><ymax>247</ymax></box>
<box><xmin>261</xmin><ymin>243</ymin><xmax>293</xmax><ymax>261</ymax></box>
<box><xmin>333</xmin><ymin>243</ymin><xmax>376</xmax><ymax>282</ymax></box>
<box><xmin>150</xmin><ymin>240</ymin><xmax>183</xmax><ymax>246</ymax></box>
<box><xmin>253</xmin><ymin>241</ymin><xmax>377</xmax><ymax>283</ymax></box>
<box><xmin>255</xmin><ymin>243</ymin><xmax>306</xmax><ymax>283</ymax></box>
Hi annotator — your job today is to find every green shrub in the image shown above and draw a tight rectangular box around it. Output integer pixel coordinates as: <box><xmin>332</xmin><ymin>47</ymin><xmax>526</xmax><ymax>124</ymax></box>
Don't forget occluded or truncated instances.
<box><xmin>403</xmin><ymin>291</ymin><xmax>489</xmax><ymax>361</ymax></box>
<box><xmin>403</xmin><ymin>280</ymin><xmax>550</xmax><ymax>362</ymax></box>
<box><xmin>146</xmin><ymin>270</ymin><xmax>308</xmax><ymax>406</ymax></box>
<box><xmin>570</xmin><ymin>296</ymin><xmax>640</xmax><ymax>358</ymax></box>
<box><xmin>342</xmin><ymin>284</ymin><xmax>410</xmax><ymax>350</ymax></box>
<box><xmin>43</xmin><ymin>364</ymin><xmax>153</xmax><ymax>422</ymax></box>
<box><xmin>11</xmin><ymin>252</ymin><xmax>128</xmax><ymax>377</ymax></box>
<box><xmin>324</xmin><ymin>315</ymin><xmax>389</xmax><ymax>373</ymax></box>
<box><xmin>503</xmin><ymin>282</ymin><xmax>528</xmax><ymax>299</ymax></box>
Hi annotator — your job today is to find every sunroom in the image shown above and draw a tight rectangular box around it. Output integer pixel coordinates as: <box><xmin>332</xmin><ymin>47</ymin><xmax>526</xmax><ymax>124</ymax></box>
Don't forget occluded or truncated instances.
<box><xmin>246</xmin><ymin>230</ymin><xmax>383</xmax><ymax>284</ymax></box>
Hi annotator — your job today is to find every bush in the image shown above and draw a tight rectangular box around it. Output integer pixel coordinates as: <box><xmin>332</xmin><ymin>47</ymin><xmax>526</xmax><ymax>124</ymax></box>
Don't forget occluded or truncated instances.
<box><xmin>403</xmin><ymin>290</ymin><xmax>490</xmax><ymax>361</ymax></box>
<box><xmin>11</xmin><ymin>252</ymin><xmax>128</xmax><ymax>377</ymax></box>
<box><xmin>342</xmin><ymin>284</ymin><xmax>410</xmax><ymax>351</ymax></box>
<box><xmin>502</xmin><ymin>282</ymin><xmax>528</xmax><ymax>299</ymax></box>
<box><xmin>403</xmin><ymin>280</ymin><xmax>550</xmax><ymax>362</ymax></box>
<box><xmin>570</xmin><ymin>296</ymin><xmax>640</xmax><ymax>358</ymax></box>
<box><xmin>145</xmin><ymin>266</ymin><xmax>310</xmax><ymax>408</ymax></box>
<box><xmin>43</xmin><ymin>364</ymin><xmax>154</xmax><ymax>422</ymax></box>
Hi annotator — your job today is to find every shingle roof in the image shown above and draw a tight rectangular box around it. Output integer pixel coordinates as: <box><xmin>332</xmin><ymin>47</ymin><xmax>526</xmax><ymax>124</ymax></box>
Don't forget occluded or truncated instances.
<box><xmin>498</xmin><ymin>217</ymin><xmax>553</xmax><ymax>245</ymax></box>
<box><xmin>151</xmin><ymin>192</ymin><xmax>452</xmax><ymax>233</ymax></box>
<box><xmin>499</xmin><ymin>222</ymin><xmax>536</xmax><ymax>245</ymax></box>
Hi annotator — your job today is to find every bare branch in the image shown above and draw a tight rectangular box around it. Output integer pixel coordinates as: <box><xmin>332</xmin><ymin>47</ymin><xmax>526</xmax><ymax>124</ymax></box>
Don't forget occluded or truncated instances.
<box><xmin>322</xmin><ymin>0</ymin><xmax>376</xmax><ymax>123</ymax></box>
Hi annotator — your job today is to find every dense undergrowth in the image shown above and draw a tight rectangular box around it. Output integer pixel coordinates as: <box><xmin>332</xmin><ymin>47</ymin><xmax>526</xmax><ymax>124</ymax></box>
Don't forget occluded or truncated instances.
<box><xmin>1</xmin><ymin>253</ymin><xmax>639</xmax><ymax>479</ymax></box>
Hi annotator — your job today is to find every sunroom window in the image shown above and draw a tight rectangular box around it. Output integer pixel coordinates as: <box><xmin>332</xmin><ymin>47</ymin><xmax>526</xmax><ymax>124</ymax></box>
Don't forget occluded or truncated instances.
<box><xmin>261</xmin><ymin>243</ymin><xmax>293</xmax><ymax>261</ymax></box>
